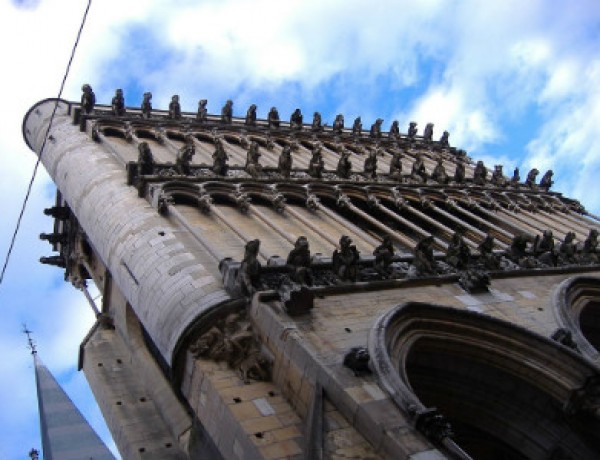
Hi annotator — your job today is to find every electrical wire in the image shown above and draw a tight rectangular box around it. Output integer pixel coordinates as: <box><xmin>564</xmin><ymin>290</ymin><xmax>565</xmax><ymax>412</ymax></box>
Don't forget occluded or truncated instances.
<box><xmin>0</xmin><ymin>0</ymin><xmax>93</xmax><ymax>288</ymax></box>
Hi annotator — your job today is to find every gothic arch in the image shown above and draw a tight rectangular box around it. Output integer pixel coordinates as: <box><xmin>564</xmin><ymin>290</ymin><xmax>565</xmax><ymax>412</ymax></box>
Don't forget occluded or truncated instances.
<box><xmin>554</xmin><ymin>276</ymin><xmax>600</xmax><ymax>364</ymax></box>
<box><xmin>369</xmin><ymin>302</ymin><xmax>600</xmax><ymax>460</ymax></box>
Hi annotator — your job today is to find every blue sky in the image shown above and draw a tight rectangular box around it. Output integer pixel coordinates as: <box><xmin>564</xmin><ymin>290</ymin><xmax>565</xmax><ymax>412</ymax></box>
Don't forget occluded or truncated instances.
<box><xmin>1</xmin><ymin>0</ymin><xmax>600</xmax><ymax>458</ymax></box>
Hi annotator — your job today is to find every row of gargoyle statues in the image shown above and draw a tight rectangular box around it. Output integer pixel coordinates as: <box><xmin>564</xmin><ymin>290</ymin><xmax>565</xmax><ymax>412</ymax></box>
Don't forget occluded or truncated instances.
<box><xmin>136</xmin><ymin>135</ymin><xmax>554</xmax><ymax>189</ymax></box>
<box><xmin>81</xmin><ymin>85</ymin><xmax>448</xmax><ymax>141</ymax></box>
<box><xmin>235</xmin><ymin>228</ymin><xmax>600</xmax><ymax>296</ymax></box>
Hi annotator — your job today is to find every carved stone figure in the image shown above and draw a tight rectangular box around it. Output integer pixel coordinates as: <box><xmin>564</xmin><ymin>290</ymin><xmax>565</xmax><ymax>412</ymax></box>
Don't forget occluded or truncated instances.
<box><xmin>551</xmin><ymin>328</ymin><xmax>578</xmax><ymax>351</ymax></box>
<box><xmin>511</xmin><ymin>167</ymin><xmax>521</xmax><ymax>185</ymax></box>
<box><xmin>286</xmin><ymin>236</ymin><xmax>313</xmax><ymax>286</ymax></box>
<box><xmin>370</xmin><ymin>118</ymin><xmax>383</xmax><ymax>139</ymax></box>
<box><xmin>558</xmin><ymin>232</ymin><xmax>578</xmax><ymax>265</ymax></box>
<box><xmin>509</xmin><ymin>234</ymin><xmax>537</xmax><ymax>268</ymax></box>
<box><xmin>169</xmin><ymin>95</ymin><xmax>181</xmax><ymax>119</ymax></box>
<box><xmin>39</xmin><ymin>232</ymin><xmax>67</xmax><ymax>245</ymax></box>
<box><xmin>245</xmin><ymin>141</ymin><xmax>262</xmax><ymax>177</ymax></box>
<box><xmin>581</xmin><ymin>229</ymin><xmax>599</xmax><ymax>264</ymax></box>
<box><xmin>454</xmin><ymin>157</ymin><xmax>466</xmax><ymax>184</ymax></box>
<box><xmin>525</xmin><ymin>168</ymin><xmax>539</xmax><ymax>188</ymax></box>
<box><xmin>196</xmin><ymin>99</ymin><xmax>208</xmax><ymax>123</ymax></box>
<box><xmin>373</xmin><ymin>235</ymin><xmax>395</xmax><ymax>276</ymax></box>
<box><xmin>111</xmin><ymin>89</ymin><xmax>126</xmax><ymax>116</ymax></box>
<box><xmin>389</xmin><ymin>150</ymin><xmax>404</xmax><ymax>180</ymax></box>
<box><xmin>278</xmin><ymin>145</ymin><xmax>293</xmax><ymax>178</ymax></box>
<box><xmin>245</xmin><ymin>104</ymin><xmax>257</xmax><ymax>127</ymax></box>
<box><xmin>446</xmin><ymin>231</ymin><xmax>471</xmax><ymax>269</ymax></box>
<box><xmin>81</xmin><ymin>84</ymin><xmax>96</xmax><ymax>114</ymax></box>
<box><xmin>308</xmin><ymin>143</ymin><xmax>325</xmax><ymax>178</ymax></box>
<box><xmin>534</xmin><ymin>230</ymin><xmax>555</xmax><ymax>255</ymax></box>
<box><xmin>212</xmin><ymin>137</ymin><xmax>229</xmax><ymax>176</ymax></box>
<box><xmin>439</xmin><ymin>130</ymin><xmax>450</xmax><ymax>147</ymax></box>
<box><xmin>312</xmin><ymin>112</ymin><xmax>322</xmax><ymax>131</ymax></box>
<box><xmin>333</xmin><ymin>235</ymin><xmax>360</xmax><ymax>281</ymax></box>
<box><xmin>431</xmin><ymin>157</ymin><xmax>448</xmax><ymax>184</ymax></box>
<box><xmin>413</xmin><ymin>236</ymin><xmax>436</xmax><ymax>275</ymax></box>
<box><xmin>137</xmin><ymin>142</ymin><xmax>154</xmax><ymax>175</ymax></box>
<box><xmin>364</xmin><ymin>148</ymin><xmax>378</xmax><ymax>178</ymax></box>
<box><xmin>343</xmin><ymin>347</ymin><xmax>371</xmax><ymax>376</ymax></box>
<box><xmin>190</xmin><ymin>312</ymin><xmax>271</xmax><ymax>383</ymax></box>
<box><xmin>238</xmin><ymin>347</ymin><xmax>271</xmax><ymax>383</ymax></box>
<box><xmin>491</xmin><ymin>165</ymin><xmax>507</xmax><ymax>187</ymax></box>
<box><xmin>408</xmin><ymin>121</ymin><xmax>418</xmax><ymax>139</ymax></box>
<box><xmin>459</xmin><ymin>268</ymin><xmax>490</xmax><ymax>293</ymax></box>
<box><xmin>423</xmin><ymin>123</ymin><xmax>434</xmax><ymax>143</ymax></box>
<box><xmin>389</xmin><ymin>120</ymin><xmax>400</xmax><ymax>139</ymax></box>
<box><xmin>268</xmin><ymin>107</ymin><xmax>280</xmax><ymax>128</ymax></box>
<box><xmin>333</xmin><ymin>114</ymin><xmax>344</xmax><ymax>134</ymax></box>
<box><xmin>237</xmin><ymin>239</ymin><xmax>262</xmax><ymax>296</ymax></box>
<box><xmin>410</xmin><ymin>154</ymin><xmax>428</xmax><ymax>183</ymax></box>
<box><xmin>478</xmin><ymin>234</ymin><xmax>501</xmax><ymax>270</ymax></box>
<box><xmin>290</xmin><ymin>109</ymin><xmax>303</xmax><ymax>130</ymax></box>
<box><xmin>473</xmin><ymin>161</ymin><xmax>487</xmax><ymax>185</ymax></box>
<box><xmin>540</xmin><ymin>169</ymin><xmax>554</xmax><ymax>190</ymax></box>
<box><xmin>352</xmin><ymin>117</ymin><xmax>362</xmax><ymax>136</ymax></box>
<box><xmin>176</xmin><ymin>135</ymin><xmax>195</xmax><ymax>175</ymax></box>
<box><xmin>141</xmin><ymin>92</ymin><xmax>152</xmax><ymax>119</ymax></box>
<box><xmin>221</xmin><ymin>100</ymin><xmax>233</xmax><ymax>124</ymax></box>
<box><xmin>336</xmin><ymin>148</ymin><xmax>352</xmax><ymax>179</ymax></box>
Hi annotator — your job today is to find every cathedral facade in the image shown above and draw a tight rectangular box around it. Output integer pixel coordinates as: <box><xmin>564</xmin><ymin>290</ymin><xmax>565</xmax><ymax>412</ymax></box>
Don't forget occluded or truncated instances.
<box><xmin>23</xmin><ymin>90</ymin><xmax>600</xmax><ymax>459</ymax></box>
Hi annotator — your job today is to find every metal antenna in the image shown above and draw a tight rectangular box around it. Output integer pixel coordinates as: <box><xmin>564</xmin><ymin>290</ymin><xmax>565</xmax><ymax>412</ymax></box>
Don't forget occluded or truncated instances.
<box><xmin>22</xmin><ymin>324</ymin><xmax>37</xmax><ymax>355</ymax></box>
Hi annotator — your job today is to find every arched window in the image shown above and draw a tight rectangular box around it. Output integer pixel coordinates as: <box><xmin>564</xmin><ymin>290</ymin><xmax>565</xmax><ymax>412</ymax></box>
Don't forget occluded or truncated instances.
<box><xmin>555</xmin><ymin>277</ymin><xmax>600</xmax><ymax>364</ymax></box>
<box><xmin>369</xmin><ymin>302</ymin><xmax>600</xmax><ymax>459</ymax></box>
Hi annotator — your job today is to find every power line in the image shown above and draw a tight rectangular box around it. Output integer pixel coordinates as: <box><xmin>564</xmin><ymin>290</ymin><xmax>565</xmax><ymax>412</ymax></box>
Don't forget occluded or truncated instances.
<box><xmin>0</xmin><ymin>0</ymin><xmax>93</xmax><ymax>288</ymax></box>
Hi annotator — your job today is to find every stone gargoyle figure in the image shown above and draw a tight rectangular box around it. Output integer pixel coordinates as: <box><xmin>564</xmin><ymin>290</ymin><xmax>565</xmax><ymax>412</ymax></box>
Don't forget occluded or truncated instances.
<box><xmin>141</xmin><ymin>92</ymin><xmax>152</xmax><ymax>119</ymax></box>
<box><xmin>352</xmin><ymin>117</ymin><xmax>362</xmax><ymax>136</ymax></box>
<box><xmin>176</xmin><ymin>135</ymin><xmax>195</xmax><ymax>175</ymax></box>
<box><xmin>268</xmin><ymin>107</ymin><xmax>280</xmax><ymax>128</ymax></box>
<box><xmin>137</xmin><ymin>142</ymin><xmax>154</xmax><ymax>176</ymax></box>
<box><xmin>363</xmin><ymin>148</ymin><xmax>378</xmax><ymax>179</ymax></box>
<box><xmin>221</xmin><ymin>99</ymin><xmax>233</xmax><ymax>124</ymax></box>
<box><xmin>290</xmin><ymin>108</ymin><xmax>303</xmax><ymax>129</ymax></box>
<box><xmin>446</xmin><ymin>231</ymin><xmax>471</xmax><ymax>270</ymax></box>
<box><xmin>540</xmin><ymin>169</ymin><xmax>554</xmax><ymax>190</ymax></box>
<box><xmin>245</xmin><ymin>104</ymin><xmax>257</xmax><ymax>127</ymax></box>
<box><xmin>473</xmin><ymin>161</ymin><xmax>487</xmax><ymax>186</ymax></box>
<box><xmin>423</xmin><ymin>123</ymin><xmax>434</xmax><ymax>143</ymax></box>
<box><xmin>169</xmin><ymin>95</ymin><xmax>181</xmax><ymax>119</ymax></box>
<box><xmin>525</xmin><ymin>168</ymin><xmax>539</xmax><ymax>188</ymax></box>
<box><xmin>410</xmin><ymin>154</ymin><xmax>428</xmax><ymax>183</ymax></box>
<box><xmin>312</xmin><ymin>112</ymin><xmax>322</xmax><ymax>131</ymax></box>
<box><xmin>370</xmin><ymin>118</ymin><xmax>383</xmax><ymax>139</ymax></box>
<box><xmin>389</xmin><ymin>120</ymin><xmax>400</xmax><ymax>139</ymax></box>
<box><xmin>478</xmin><ymin>234</ymin><xmax>501</xmax><ymax>270</ymax></box>
<box><xmin>196</xmin><ymin>99</ymin><xmax>208</xmax><ymax>123</ymax></box>
<box><xmin>491</xmin><ymin>165</ymin><xmax>507</xmax><ymax>187</ymax></box>
<box><xmin>278</xmin><ymin>145</ymin><xmax>293</xmax><ymax>178</ymax></box>
<box><xmin>511</xmin><ymin>167</ymin><xmax>521</xmax><ymax>185</ymax></box>
<box><xmin>81</xmin><ymin>84</ymin><xmax>96</xmax><ymax>114</ymax></box>
<box><xmin>431</xmin><ymin>157</ymin><xmax>448</xmax><ymax>184</ymax></box>
<box><xmin>439</xmin><ymin>130</ymin><xmax>450</xmax><ymax>147</ymax></box>
<box><xmin>389</xmin><ymin>150</ymin><xmax>404</xmax><ymax>180</ymax></box>
<box><xmin>308</xmin><ymin>143</ymin><xmax>325</xmax><ymax>178</ymax></box>
<box><xmin>333</xmin><ymin>235</ymin><xmax>360</xmax><ymax>281</ymax></box>
<box><xmin>454</xmin><ymin>157</ymin><xmax>466</xmax><ymax>184</ymax></box>
<box><xmin>237</xmin><ymin>239</ymin><xmax>263</xmax><ymax>297</ymax></box>
<box><xmin>336</xmin><ymin>148</ymin><xmax>352</xmax><ymax>179</ymax></box>
<box><xmin>413</xmin><ymin>235</ymin><xmax>437</xmax><ymax>275</ymax></box>
<box><xmin>408</xmin><ymin>121</ymin><xmax>418</xmax><ymax>139</ymax></box>
<box><xmin>373</xmin><ymin>235</ymin><xmax>395</xmax><ymax>277</ymax></box>
<box><xmin>111</xmin><ymin>88</ymin><xmax>126</xmax><ymax>116</ymax></box>
<box><xmin>245</xmin><ymin>141</ymin><xmax>262</xmax><ymax>177</ymax></box>
<box><xmin>212</xmin><ymin>137</ymin><xmax>229</xmax><ymax>176</ymax></box>
<box><xmin>333</xmin><ymin>114</ymin><xmax>344</xmax><ymax>134</ymax></box>
<box><xmin>286</xmin><ymin>236</ymin><xmax>314</xmax><ymax>286</ymax></box>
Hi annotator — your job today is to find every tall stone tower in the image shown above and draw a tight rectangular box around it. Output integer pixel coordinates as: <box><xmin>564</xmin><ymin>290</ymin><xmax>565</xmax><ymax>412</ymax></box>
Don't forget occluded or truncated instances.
<box><xmin>23</xmin><ymin>91</ymin><xmax>600</xmax><ymax>459</ymax></box>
